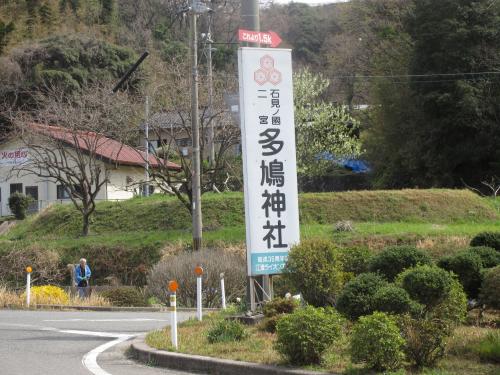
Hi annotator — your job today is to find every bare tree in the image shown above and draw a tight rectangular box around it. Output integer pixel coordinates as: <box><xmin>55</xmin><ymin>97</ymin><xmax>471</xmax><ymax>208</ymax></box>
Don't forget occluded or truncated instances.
<box><xmin>142</xmin><ymin>55</ymin><xmax>241</xmax><ymax>213</ymax></box>
<box><xmin>8</xmin><ymin>84</ymin><xmax>140</xmax><ymax>236</ymax></box>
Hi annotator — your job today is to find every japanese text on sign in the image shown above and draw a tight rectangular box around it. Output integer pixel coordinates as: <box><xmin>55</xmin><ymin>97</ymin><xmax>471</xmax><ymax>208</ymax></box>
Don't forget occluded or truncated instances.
<box><xmin>238</xmin><ymin>48</ymin><xmax>300</xmax><ymax>276</ymax></box>
<box><xmin>0</xmin><ymin>148</ymin><xmax>29</xmax><ymax>166</ymax></box>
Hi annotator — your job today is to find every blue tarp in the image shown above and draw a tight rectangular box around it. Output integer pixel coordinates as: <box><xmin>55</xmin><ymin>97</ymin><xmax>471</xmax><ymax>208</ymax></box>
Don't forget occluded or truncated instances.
<box><xmin>316</xmin><ymin>152</ymin><xmax>371</xmax><ymax>173</ymax></box>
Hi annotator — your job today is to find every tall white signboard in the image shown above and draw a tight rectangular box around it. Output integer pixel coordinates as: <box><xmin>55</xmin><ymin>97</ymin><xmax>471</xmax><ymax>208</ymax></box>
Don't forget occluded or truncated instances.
<box><xmin>238</xmin><ymin>47</ymin><xmax>300</xmax><ymax>276</ymax></box>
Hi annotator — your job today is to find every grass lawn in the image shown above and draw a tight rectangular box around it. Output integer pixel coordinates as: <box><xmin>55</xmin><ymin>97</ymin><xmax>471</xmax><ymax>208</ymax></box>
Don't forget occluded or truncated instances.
<box><xmin>146</xmin><ymin>312</ymin><xmax>500</xmax><ymax>375</ymax></box>
<box><xmin>3</xmin><ymin>220</ymin><xmax>499</xmax><ymax>256</ymax></box>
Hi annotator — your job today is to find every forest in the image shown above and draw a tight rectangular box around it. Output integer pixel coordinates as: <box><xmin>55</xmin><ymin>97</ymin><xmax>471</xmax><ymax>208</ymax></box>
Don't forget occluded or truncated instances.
<box><xmin>1</xmin><ymin>0</ymin><xmax>500</xmax><ymax>191</ymax></box>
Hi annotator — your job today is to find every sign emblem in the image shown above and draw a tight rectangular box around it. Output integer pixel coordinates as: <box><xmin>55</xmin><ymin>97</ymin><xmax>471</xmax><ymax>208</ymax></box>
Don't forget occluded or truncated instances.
<box><xmin>254</xmin><ymin>55</ymin><xmax>282</xmax><ymax>86</ymax></box>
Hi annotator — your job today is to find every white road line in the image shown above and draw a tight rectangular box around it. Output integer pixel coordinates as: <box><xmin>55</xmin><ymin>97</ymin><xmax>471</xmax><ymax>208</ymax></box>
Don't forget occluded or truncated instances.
<box><xmin>82</xmin><ymin>335</ymin><xmax>134</xmax><ymax>375</ymax></box>
<box><xmin>0</xmin><ymin>321</ymin><xmax>139</xmax><ymax>375</ymax></box>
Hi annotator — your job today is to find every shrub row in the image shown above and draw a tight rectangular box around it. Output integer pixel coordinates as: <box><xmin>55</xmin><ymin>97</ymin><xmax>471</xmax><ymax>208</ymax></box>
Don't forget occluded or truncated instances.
<box><xmin>0</xmin><ymin>244</ymin><xmax>161</xmax><ymax>288</ymax></box>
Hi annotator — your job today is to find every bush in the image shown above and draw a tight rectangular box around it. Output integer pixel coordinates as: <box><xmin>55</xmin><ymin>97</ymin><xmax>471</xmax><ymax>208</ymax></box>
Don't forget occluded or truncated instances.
<box><xmin>23</xmin><ymin>285</ymin><xmax>69</xmax><ymax>305</ymax></box>
<box><xmin>398</xmin><ymin>314</ymin><xmax>449</xmax><ymax>368</ymax></box>
<box><xmin>470</xmin><ymin>232</ymin><xmax>500</xmax><ymax>251</ymax></box>
<box><xmin>336</xmin><ymin>273</ymin><xmax>388</xmax><ymax>320</ymax></box>
<box><xmin>467</xmin><ymin>246</ymin><xmax>500</xmax><ymax>268</ymax></box>
<box><xmin>479</xmin><ymin>265</ymin><xmax>500</xmax><ymax>309</ymax></box>
<box><xmin>428</xmin><ymin>278</ymin><xmax>467</xmax><ymax>325</ymax></box>
<box><xmin>0</xmin><ymin>285</ymin><xmax>21</xmax><ymax>307</ymax></box>
<box><xmin>99</xmin><ymin>287</ymin><xmax>145</xmax><ymax>306</ymax></box>
<box><xmin>147</xmin><ymin>248</ymin><xmax>246</xmax><ymax>307</ymax></box>
<box><xmin>8</xmin><ymin>192</ymin><xmax>32</xmax><ymax>220</ymax></box>
<box><xmin>271</xmin><ymin>275</ymin><xmax>298</xmax><ymax>298</ymax></box>
<box><xmin>261</xmin><ymin>297</ymin><xmax>298</xmax><ymax>333</ymax></box>
<box><xmin>472</xmin><ymin>331</ymin><xmax>500</xmax><ymax>363</ymax></box>
<box><xmin>275</xmin><ymin>306</ymin><xmax>344</xmax><ymax>365</ymax></box>
<box><xmin>283</xmin><ymin>239</ymin><xmax>345</xmax><ymax>307</ymax></box>
<box><xmin>398</xmin><ymin>279</ymin><xmax>466</xmax><ymax>368</ymax></box>
<box><xmin>338</xmin><ymin>247</ymin><xmax>372</xmax><ymax>276</ymax></box>
<box><xmin>372</xmin><ymin>285</ymin><xmax>416</xmax><ymax>315</ymax></box>
<box><xmin>207</xmin><ymin>319</ymin><xmax>247</xmax><ymax>344</ymax></box>
<box><xmin>350</xmin><ymin>312</ymin><xmax>406</xmax><ymax>371</ymax></box>
<box><xmin>438</xmin><ymin>251</ymin><xmax>483</xmax><ymax>298</ymax></box>
<box><xmin>398</xmin><ymin>265</ymin><xmax>453</xmax><ymax>307</ymax></box>
<box><xmin>61</xmin><ymin>244</ymin><xmax>161</xmax><ymax>286</ymax></box>
<box><xmin>369</xmin><ymin>246</ymin><xmax>432</xmax><ymax>281</ymax></box>
<box><xmin>0</xmin><ymin>245</ymin><xmax>64</xmax><ymax>288</ymax></box>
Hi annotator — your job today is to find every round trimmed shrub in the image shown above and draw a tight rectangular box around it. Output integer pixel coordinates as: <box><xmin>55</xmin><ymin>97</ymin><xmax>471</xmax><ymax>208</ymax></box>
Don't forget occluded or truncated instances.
<box><xmin>428</xmin><ymin>278</ymin><xmax>467</xmax><ymax>325</ymax></box>
<box><xmin>398</xmin><ymin>265</ymin><xmax>453</xmax><ymax>307</ymax></box>
<box><xmin>467</xmin><ymin>246</ymin><xmax>500</xmax><ymax>268</ymax></box>
<box><xmin>479</xmin><ymin>265</ymin><xmax>500</xmax><ymax>309</ymax></box>
<box><xmin>207</xmin><ymin>319</ymin><xmax>247</xmax><ymax>343</ymax></box>
<box><xmin>470</xmin><ymin>232</ymin><xmax>500</xmax><ymax>251</ymax></box>
<box><xmin>100</xmin><ymin>287</ymin><xmax>146</xmax><ymax>306</ymax></box>
<box><xmin>369</xmin><ymin>246</ymin><xmax>432</xmax><ymax>281</ymax></box>
<box><xmin>283</xmin><ymin>239</ymin><xmax>345</xmax><ymax>307</ymax></box>
<box><xmin>261</xmin><ymin>297</ymin><xmax>298</xmax><ymax>333</ymax></box>
<box><xmin>336</xmin><ymin>273</ymin><xmax>388</xmax><ymax>320</ymax></box>
<box><xmin>275</xmin><ymin>306</ymin><xmax>344</xmax><ymax>365</ymax></box>
<box><xmin>338</xmin><ymin>247</ymin><xmax>372</xmax><ymax>276</ymax></box>
<box><xmin>372</xmin><ymin>285</ymin><xmax>415</xmax><ymax>315</ymax></box>
<box><xmin>350</xmin><ymin>311</ymin><xmax>405</xmax><ymax>371</ymax></box>
<box><xmin>438</xmin><ymin>252</ymin><xmax>483</xmax><ymax>298</ymax></box>
<box><xmin>8</xmin><ymin>192</ymin><xmax>32</xmax><ymax>220</ymax></box>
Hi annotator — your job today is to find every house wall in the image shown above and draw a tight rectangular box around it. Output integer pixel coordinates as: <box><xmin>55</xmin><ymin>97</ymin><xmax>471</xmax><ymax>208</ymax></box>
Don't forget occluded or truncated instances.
<box><xmin>0</xmin><ymin>139</ymin><xmax>148</xmax><ymax>216</ymax></box>
<box><xmin>143</xmin><ymin>128</ymin><xmax>241</xmax><ymax>158</ymax></box>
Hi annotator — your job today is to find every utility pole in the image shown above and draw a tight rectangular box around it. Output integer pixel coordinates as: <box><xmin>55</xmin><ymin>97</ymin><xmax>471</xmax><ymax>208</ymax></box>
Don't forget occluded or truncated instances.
<box><xmin>206</xmin><ymin>16</ymin><xmax>215</xmax><ymax>167</ymax></box>
<box><xmin>241</xmin><ymin>0</ymin><xmax>271</xmax><ymax>312</ymax></box>
<box><xmin>144</xmin><ymin>95</ymin><xmax>150</xmax><ymax>197</ymax></box>
<box><xmin>241</xmin><ymin>0</ymin><xmax>260</xmax><ymax>33</ymax></box>
<box><xmin>190</xmin><ymin>0</ymin><xmax>210</xmax><ymax>251</ymax></box>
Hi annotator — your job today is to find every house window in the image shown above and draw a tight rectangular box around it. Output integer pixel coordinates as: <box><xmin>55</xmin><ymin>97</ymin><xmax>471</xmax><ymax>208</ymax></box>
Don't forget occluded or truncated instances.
<box><xmin>10</xmin><ymin>183</ymin><xmax>22</xmax><ymax>195</ymax></box>
<box><xmin>57</xmin><ymin>184</ymin><xmax>83</xmax><ymax>199</ymax></box>
<box><xmin>25</xmin><ymin>186</ymin><xmax>39</xmax><ymax>201</ymax></box>
<box><xmin>57</xmin><ymin>185</ymin><xmax>71</xmax><ymax>199</ymax></box>
<box><xmin>176</xmin><ymin>138</ymin><xmax>192</xmax><ymax>147</ymax></box>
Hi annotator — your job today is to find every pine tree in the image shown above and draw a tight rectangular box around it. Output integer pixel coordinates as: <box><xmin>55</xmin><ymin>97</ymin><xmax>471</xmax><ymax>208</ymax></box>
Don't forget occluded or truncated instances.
<box><xmin>0</xmin><ymin>20</ymin><xmax>15</xmax><ymax>55</ymax></box>
<box><xmin>25</xmin><ymin>0</ymin><xmax>40</xmax><ymax>37</ymax></box>
<box><xmin>99</xmin><ymin>0</ymin><xmax>114</xmax><ymax>24</ymax></box>
<box><xmin>39</xmin><ymin>2</ymin><xmax>53</xmax><ymax>26</ymax></box>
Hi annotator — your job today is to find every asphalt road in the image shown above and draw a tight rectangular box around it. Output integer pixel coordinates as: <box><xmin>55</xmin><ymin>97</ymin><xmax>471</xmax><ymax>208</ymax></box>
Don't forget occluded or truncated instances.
<box><xmin>0</xmin><ymin>309</ymin><xmax>200</xmax><ymax>375</ymax></box>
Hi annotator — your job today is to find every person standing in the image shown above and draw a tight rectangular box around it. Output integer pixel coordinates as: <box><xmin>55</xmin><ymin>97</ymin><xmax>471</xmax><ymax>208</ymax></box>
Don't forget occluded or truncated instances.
<box><xmin>75</xmin><ymin>258</ymin><xmax>91</xmax><ymax>298</ymax></box>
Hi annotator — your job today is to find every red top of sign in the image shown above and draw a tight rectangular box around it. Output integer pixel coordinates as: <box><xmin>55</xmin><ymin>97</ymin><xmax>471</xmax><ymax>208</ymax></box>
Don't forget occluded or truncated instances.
<box><xmin>238</xmin><ymin>29</ymin><xmax>282</xmax><ymax>48</ymax></box>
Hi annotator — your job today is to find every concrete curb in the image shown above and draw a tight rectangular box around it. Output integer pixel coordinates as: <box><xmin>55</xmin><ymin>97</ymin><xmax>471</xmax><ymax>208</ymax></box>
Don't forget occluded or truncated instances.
<box><xmin>4</xmin><ymin>305</ymin><xmax>219</xmax><ymax>313</ymax></box>
<box><xmin>130</xmin><ymin>335</ymin><xmax>332</xmax><ymax>375</ymax></box>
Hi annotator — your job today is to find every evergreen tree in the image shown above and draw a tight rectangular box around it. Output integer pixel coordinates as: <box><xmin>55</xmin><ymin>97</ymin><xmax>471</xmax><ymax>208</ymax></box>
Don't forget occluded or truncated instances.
<box><xmin>25</xmin><ymin>0</ymin><xmax>40</xmax><ymax>37</ymax></box>
<box><xmin>39</xmin><ymin>2</ymin><xmax>54</xmax><ymax>26</ymax></box>
<box><xmin>0</xmin><ymin>20</ymin><xmax>15</xmax><ymax>55</ymax></box>
<box><xmin>99</xmin><ymin>0</ymin><xmax>114</xmax><ymax>24</ymax></box>
<box><xmin>367</xmin><ymin>0</ymin><xmax>500</xmax><ymax>189</ymax></box>
<box><xmin>407</xmin><ymin>0</ymin><xmax>500</xmax><ymax>187</ymax></box>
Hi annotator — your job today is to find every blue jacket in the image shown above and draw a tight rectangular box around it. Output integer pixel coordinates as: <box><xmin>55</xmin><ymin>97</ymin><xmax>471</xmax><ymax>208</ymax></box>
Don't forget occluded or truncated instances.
<box><xmin>75</xmin><ymin>264</ymin><xmax>91</xmax><ymax>286</ymax></box>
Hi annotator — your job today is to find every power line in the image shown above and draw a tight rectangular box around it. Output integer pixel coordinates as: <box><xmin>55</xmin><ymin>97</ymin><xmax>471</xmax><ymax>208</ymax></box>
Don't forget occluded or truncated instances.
<box><xmin>330</xmin><ymin>71</ymin><xmax>500</xmax><ymax>80</ymax></box>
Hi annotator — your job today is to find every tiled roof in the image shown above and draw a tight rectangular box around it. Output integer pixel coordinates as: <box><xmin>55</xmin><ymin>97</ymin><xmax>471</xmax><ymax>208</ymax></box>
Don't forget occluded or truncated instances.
<box><xmin>28</xmin><ymin>123</ymin><xmax>181</xmax><ymax>170</ymax></box>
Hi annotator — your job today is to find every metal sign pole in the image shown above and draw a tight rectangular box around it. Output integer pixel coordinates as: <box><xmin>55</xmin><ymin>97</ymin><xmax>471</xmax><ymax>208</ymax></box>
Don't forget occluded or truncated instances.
<box><xmin>26</xmin><ymin>266</ymin><xmax>32</xmax><ymax>307</ymax></box>
<box><xmin>168</xmin><ymin>280</ymin><xmax>179</xmax><ymax>350</ymax></box>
